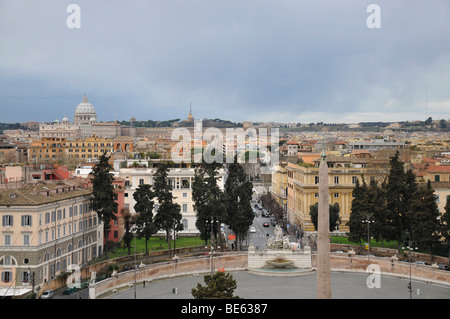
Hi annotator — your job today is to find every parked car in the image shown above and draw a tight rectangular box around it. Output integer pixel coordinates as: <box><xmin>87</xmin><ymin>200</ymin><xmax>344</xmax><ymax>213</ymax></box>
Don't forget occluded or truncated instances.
<box><xmin>270</xmin><ymin>218</ymin><xmax>276</xmax><ymax>226</ymax></box>
<box><xmin>414</xmin><ymin>261</ymin><xmax>426</xmax><ymax>266</ymax></box>
<box><xmin>438</xmin><ymin>264</ymin><xmax>449</xmax><ymax>271</ymax></box>
<box><xmin>249</xmin><ymin>226</ymin><xmax>256</xmax><ymax>233</ymax></box>
<box><xmin>40</xmin><ymin>289</ymin><xmax>54</xmax><ymax>299</ymax></box>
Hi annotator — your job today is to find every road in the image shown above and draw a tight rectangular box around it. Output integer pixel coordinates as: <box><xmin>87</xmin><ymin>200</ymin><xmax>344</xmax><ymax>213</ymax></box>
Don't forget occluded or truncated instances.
<box><xmin>246</xmin><ymin>206</ymin><xmax>274</xmax><ymax>250</ymax></box>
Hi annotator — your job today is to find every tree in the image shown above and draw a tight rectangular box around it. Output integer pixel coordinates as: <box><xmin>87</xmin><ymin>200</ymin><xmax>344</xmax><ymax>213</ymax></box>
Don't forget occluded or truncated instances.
<box><xmin>367</xmin><ymin>178</ymin><xmax>393</xmax><ymax>247</ymax></box>
<box><xmin>441</xmin><ymin>197</ymin><xmax>450</xmax><ymax>265</ymax></box>
<box><xmin>133</xmin><ymin>183</ymin><xmax>157</xmax><ymax>256</ymax></box>
<box><xmin>385</xmin><ymin>151</ymin><xmax>408</xmax><ymax>249</ymax></box>
<box><xmin>224</xmin><ymin>160</ymin><xmax>254</xmax><ymax>250</ymax></box>
<box><xmin>122</xmin><ymin>207</ymin><xmax>136</xmax><ymax>255</ymax></box>
<box><xmin>192</xmin><ymin>162</ymin><xmax>226</xmax><ymax>247</ymax></box>
<box><xmin>191</xmin><ymin>271</ymin><xmax>240</xmax><ymax>299</ymax></box>
<box><xmin>90</xmin><ymin>152</ymin><xmax>118</xmax><ymax>258</ymax></box>
<box><xmin>153</xmin><ymin>163</ymin><xmax>182</xmax><ymax>257</ymax></box>
<box><xmin>409</xmin><ymin>181</ymin><xmax>441</xmax><ymax>258</ymax></box>
<box><xmin>309</xmin><ymin>203</ymin><xmax>341</xmax><ymax>232</ymax></box>
<box><xmin>346</xmin><ymin>178</ymin><xmax>370</xmax><ymax>248</ymax></box>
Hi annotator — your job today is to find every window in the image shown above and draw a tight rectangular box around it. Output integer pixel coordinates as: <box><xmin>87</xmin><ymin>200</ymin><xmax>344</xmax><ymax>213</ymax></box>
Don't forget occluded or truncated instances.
<box><xmin>314</xmin><ymin>176</ymin><xmax>319</xmax><ymax>184</ymax></box>
<box><xmin>334</xmin><ymin>176</ymin><xmax>339</xmax><ymax>184</ymax></box>
<box><xmin>314</xmin><ymin>193</ymin><xmax>319</xmax><ymax>198</ymax></box>
<box><xmin>1</xmin><ymin>271</ymin><xmax>12</xmax><ymax>283</ymax></box>
<box><xmin>2</xmin><ymin>215</ymin><xmax>13</xmax><ymax>226</ymax></box>
<box><xmin>4</xmin><ymin>234</ymin><xmax>11</xmax><ymax>246</ymax></box>
<box><xmin>183</xmin><ymin>193</ymin><xmax>187</xmax><ymax>198</ymax></box>
<box><xmin>45</xmin><ymin>212</ymin><xmax>50</xmax><ymax>224</ymax></box>
<box><xmin>435</xmin><ymin>175</ymin><xmax>440</xmax><ymax>182</ymax></box>
<box><xmin>352</xmin><ymin>176</ymin><xmax>358</xmax><ymax>184</ymax></box>
<box><xmin>183</xmin><ymin>204</ymin><xmax>188</xmax><ymax>212</ymax></box>
<box><xmin>139</xmin><ymin>179</ymin><xmax>144</xmax><ymax>185</ymax></box>
<box><xmin>334</xmin><ymin>193</ymin><xmax>339</xmax><ymax>198</ymax></box>
<box><xmin>182</xmin><ymin>219</ymin><xmax>188</xmax><ymax>229</ymax></box>
<box><xmin>23</xmin><ymin>234</ymin><xmax>30</xmax><ymax>246</ymax></box>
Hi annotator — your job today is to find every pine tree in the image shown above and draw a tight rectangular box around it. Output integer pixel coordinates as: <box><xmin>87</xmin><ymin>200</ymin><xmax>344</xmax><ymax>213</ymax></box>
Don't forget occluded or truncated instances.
<box><xmin>367</xmin><ymin>178</ymin><xmax>393</xmax><ymax>247</ymax></box>
<box><xmin>90</xmin><ymin>152</ymin><xmax>118</xmax><ymax>258</ymax></box>
<box><xmin>133</xmin><ymin>183</ymin><xmax>157</xmax><ymax>256</ymax></box>
<box><xmin>224</xmin><ymin>160</ymin><xmax>254</xmax><ymax>250</ymax></box>
<box><xmin>441</xmin><ymin>197</ymin><xmax>450</xmax><ymax>265</ymax></box>
<box><xmin>153</xmin><ymin>163</ymin><xmax>182</xmax><ymax>257</ymax></box>
<box><xmin>309</xmin><ymin>203</ymin><xmax>340</xmax><ymax>232</ymax></box>
<box><xmin>192</xmin><ymin>162</ymin><xmax>226</xmax><ymax>247</ymax></box>
<box><xmin>410</xmin><ymin>180</ymin><xmax>441</xmax><ymax>258</ymax></box>
<box><xmin>385</xmin><ymin>150</ymin><xmax>407</xmax><ymax>249</ymax></box>
<box><xmin>191</xmin><ymin>271</ymin><xmax>240</xmax><ymax>299</ymax></box>
<box><xmin>346</xmin><ymin>177</ymin><xmax>369</xmax><ymax>248</ymax></box>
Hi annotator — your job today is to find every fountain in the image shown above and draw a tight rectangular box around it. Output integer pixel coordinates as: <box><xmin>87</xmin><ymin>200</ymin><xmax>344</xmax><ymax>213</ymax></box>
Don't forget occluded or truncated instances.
<box><xmin>248</xmin><ymin>225</ymin><xmax>313</xmax><ymax>276</ymax></box>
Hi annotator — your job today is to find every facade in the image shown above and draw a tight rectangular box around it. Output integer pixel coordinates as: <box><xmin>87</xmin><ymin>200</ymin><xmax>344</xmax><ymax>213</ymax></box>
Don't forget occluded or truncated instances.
<box><xmin>116</xmin><ymin>162</ymin><xmax>226</xmax><ymax>236</ymax></box>
<box><xmin>0</xmin><ymin>182</ymin><xmax>102</xmax><ymax>296</ymax></box>
<box><xmin>270</xmin><ymin>163</ymin><xmax>288</xmax><ymax>210</ymax></box>
<box><xmin>39</xmin><ymin>117</ymin><xmax>81</xmax><ymax>139</ymax></box>
<box><xmin>28</xmin><ymin>137</ymin><xmax>67</xmax><ymax>163</ymax></box>
<box><xmin>286</xmin><ymin>154</ymin><xmax>389</xmax><ymax>232</ymax></box>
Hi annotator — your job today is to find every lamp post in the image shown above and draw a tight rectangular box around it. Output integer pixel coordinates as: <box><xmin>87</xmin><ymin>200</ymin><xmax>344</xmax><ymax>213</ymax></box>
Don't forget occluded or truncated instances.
<box><xmin>362</xmin><ymin>217</ymin><xmax>373</xmax><ymax>267</ymax></box>
<box><xmin>402</xmin><ymin>239</ymin><xmax>418</xmax><ymax>299</ymax></box>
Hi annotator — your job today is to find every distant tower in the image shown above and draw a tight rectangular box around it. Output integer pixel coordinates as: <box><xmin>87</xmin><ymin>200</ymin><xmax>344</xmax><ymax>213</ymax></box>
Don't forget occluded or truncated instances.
<box><xmin>316</xmin><ymin>148</ymin><xmax>332</xmax><ymax>299</ymax></box>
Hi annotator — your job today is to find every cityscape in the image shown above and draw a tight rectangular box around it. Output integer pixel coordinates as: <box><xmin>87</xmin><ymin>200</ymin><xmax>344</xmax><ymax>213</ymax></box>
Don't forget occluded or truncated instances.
<box><xmin>0</xmin><ymin>0</ymin><xmax>449</xmax><ymax>311</ymax></box>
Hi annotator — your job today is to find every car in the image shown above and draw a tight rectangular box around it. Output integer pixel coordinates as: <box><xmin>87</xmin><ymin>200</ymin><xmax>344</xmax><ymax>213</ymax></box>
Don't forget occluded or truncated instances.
<box><xmin>438</xmin><ymin>264</ymin><xmax>449</xmax><ymax>271</ymax></box>
<box><xmin>263</xmin><ymin>222</ymin><xmax>269</xmax><ymax>227</ymax></box>
<box><xmin>270</xmin><ymin>218</ymin><xmax>276</xmax><ymax>226</ymax></box>
<box><xmin>249</xmin><ymin>226</ymin><xmax>256</xmax><ymax>233</ymax></box>
<box><xmin>40</xmin><ymin>289</ymin><xmax>54</xmax><ymax>299</ymax></box>
<box><xmin>414</xmin><ymin>261</ymin><xmax>426</xmax><ymax>266</ymax></box>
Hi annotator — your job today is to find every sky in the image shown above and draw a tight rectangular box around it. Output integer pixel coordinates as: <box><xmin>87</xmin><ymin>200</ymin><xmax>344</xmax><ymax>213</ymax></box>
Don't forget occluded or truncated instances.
<box><xmin>0</xmin><ymin>0</ymin><xmax>449</xmax><ymax>124</ymax></box>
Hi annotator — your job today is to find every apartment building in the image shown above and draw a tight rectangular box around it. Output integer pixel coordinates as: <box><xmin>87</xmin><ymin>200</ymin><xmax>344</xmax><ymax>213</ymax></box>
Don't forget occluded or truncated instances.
<box><xmin>0</xmin><ymin>182</ymin><xmax>102</xmax><ymax>297</ymax></box>
<box><xmin>286</xmin><ymin>154</ymin><xmax>389</xmax><ymax>232</ymax></box>
<box><xmin>116</xmin><ymin>161</ymin><xmax>226</xmax><ymax>236</ymax></box>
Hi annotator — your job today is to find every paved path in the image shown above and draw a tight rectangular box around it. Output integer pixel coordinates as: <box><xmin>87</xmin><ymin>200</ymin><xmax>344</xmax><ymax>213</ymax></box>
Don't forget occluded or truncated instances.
<box><xmin>104</xmin><ymin>270</ymin><xmax>450</xmax><ymax>299</ymax></box>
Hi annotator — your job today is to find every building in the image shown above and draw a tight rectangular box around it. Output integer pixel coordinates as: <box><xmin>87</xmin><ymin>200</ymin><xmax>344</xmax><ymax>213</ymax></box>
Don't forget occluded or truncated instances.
<box><xmin>286</xmin><ymin>154</ymin><xmax>389</xmax><ymax>232</ymax></box>
<box><xmin>0</xmin><ymin>182</ymin><xmax>102</xmax><ymax>297</ymax></box>
<box><xmin>28</xmin><ymin>137</ymin><xmax>67</xmax><ymax>163</ymax></box>
<box><xmin>116</xmin><ymin>161</ymin><xmax>226</xmax><ymax>236</ymax></box>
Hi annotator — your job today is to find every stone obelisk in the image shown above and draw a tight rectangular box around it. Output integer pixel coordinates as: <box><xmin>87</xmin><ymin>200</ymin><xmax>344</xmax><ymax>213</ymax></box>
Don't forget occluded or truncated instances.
<box><xmin>316</xmin><ymin>149</ymin><xmax>331</xmax><ymax>299</ymax></box>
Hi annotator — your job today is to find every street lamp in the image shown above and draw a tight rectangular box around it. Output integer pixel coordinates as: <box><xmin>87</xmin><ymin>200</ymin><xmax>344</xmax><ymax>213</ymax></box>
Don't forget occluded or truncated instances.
<box><xmin>362</xmin><ymin>217</ymin><xmax>373</xmax><ymax>266</ymax></box>
<box><xmin>402</xmin><ymin>240</ymin><xmax>418</xmax><ymax>299</ymax></box>
<box><xmin>131</xmin><ymin>224</ymin><xmax>141</xmax><ymax>300</ymax></box>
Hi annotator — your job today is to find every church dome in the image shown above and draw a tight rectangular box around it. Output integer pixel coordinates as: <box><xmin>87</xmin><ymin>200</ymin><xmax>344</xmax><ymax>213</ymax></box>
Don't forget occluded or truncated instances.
<box><xmin>75</xmin><ymin>93</ymin><xmax>96</xmax><ymax>114</ymax></box>
<box><xmin>74</xmin><ymin>93</ymin><xmax>97</xmax><ymax>124</ymax></box>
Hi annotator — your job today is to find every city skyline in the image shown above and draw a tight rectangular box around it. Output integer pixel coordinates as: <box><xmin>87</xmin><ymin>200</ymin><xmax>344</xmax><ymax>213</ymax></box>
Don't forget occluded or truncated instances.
<box><xmin>1</xmin><ymin>1</ymin><xmax>450</xmax><ymax>124</ymax></box>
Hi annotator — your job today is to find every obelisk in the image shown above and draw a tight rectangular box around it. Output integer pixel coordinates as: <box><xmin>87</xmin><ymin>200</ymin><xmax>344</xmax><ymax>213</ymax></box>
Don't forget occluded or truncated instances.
<box><xmin>316</xmin><ymin>149</ymin><xmax>331</xmax><ymax>299</ymax></box>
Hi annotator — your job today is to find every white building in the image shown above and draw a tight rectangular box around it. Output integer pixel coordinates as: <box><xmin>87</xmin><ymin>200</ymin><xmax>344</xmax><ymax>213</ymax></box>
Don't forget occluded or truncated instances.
<box><xmin>116</xmin><ymin>164</ymin><xmax>226</xmax><ymax>236</ymax></box>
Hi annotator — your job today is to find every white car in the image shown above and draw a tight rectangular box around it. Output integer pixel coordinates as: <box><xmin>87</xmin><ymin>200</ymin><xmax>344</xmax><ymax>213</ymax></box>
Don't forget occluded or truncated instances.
<box><xmin>249</xmin><ymin>226</ymin><xmax>256</xmax><ymax>233</ymax></box>
<box><xmin>40</xmin><ymin>289</ymin><xmax>54</xmax><ymax>299</ymax></box>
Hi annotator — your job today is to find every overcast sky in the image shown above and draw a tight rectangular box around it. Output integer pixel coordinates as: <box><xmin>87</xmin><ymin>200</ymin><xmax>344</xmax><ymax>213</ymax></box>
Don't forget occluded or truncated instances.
<box><xmin>1</xmin><ymin>0</ymin><xmax>449</xmax><ymax>124</ymax></box>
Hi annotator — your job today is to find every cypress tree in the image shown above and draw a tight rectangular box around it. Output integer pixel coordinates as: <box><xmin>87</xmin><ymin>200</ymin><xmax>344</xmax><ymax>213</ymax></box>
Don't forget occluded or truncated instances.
<box><xmin>224</xmin><ymin>160</ymin><xmax>254</xmax><ymax>250</ymax></box>
<box><xmin>90</xmin><ymin>152</ymin><xmax>118</xmax><ymax>258</ymax></box>
<box><xmin>133</xmin><ymin>183</ymin><xmax>157</xmax><ymax>256</ymax></box>
<box><xmin>153</xmin><ymin>163</ymin><xmax>182</xmax><ymax>257</ymax></box>
<box><xmin>192</xmin><ymin>162</ymin><xmax>226</xmax><ymax>247</ymax></box>
<box><xmin>347</xmin><ymin>177</ymin><xmax>369</xmax><ymax>248</ymax></box>
<box><xmin>385</xmin><ymin>150</ymin><xmax>407</xmax><ymax>249</ymax></box>
<box><xmin>410</xmin><ymin>180</ymin><xmax>441</xmax><ymax>258</ymax></box>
